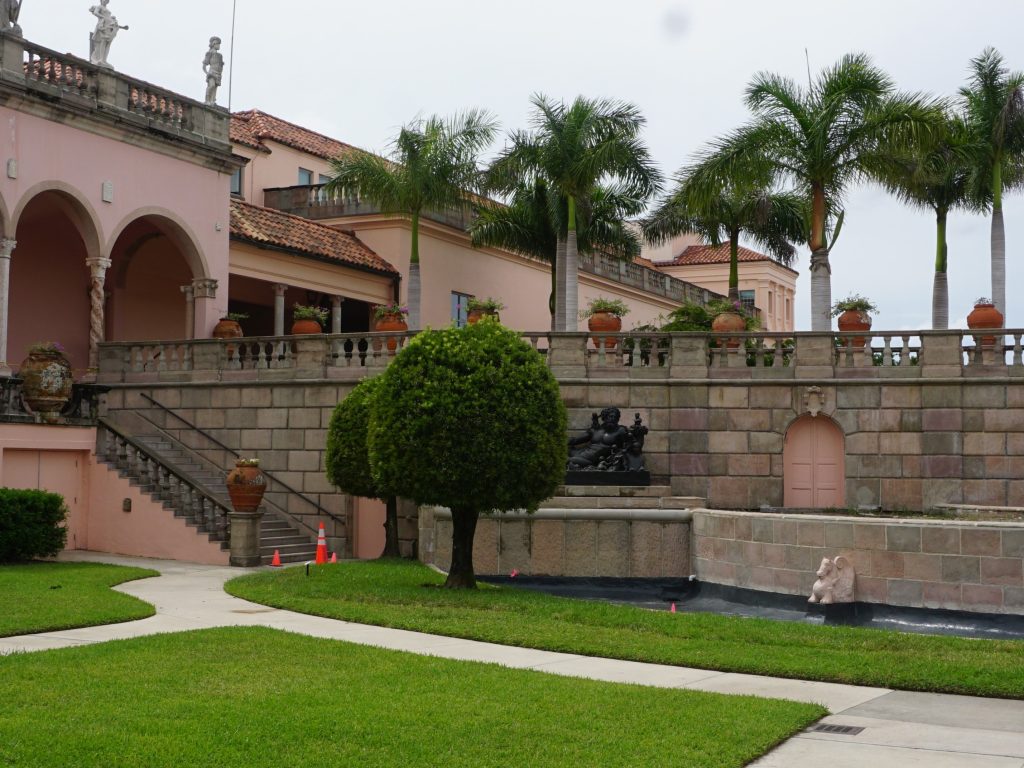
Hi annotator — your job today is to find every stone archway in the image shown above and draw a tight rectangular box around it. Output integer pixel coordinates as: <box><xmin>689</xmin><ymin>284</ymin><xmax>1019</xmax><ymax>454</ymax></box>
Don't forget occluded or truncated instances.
<box><xmin>783</xmin><ymin>415</ymin><xmax>845</xmax><ymax>508</ymax></box>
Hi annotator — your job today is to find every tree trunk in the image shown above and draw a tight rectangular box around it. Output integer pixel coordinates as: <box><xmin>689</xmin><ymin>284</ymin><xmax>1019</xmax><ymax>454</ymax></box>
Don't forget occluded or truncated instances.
<box><xmin>445</xmin><ymin>507</ymin><xmax>479</xmax><ymax>589</ymax></box>
<box><xmin>808</xmin><ymin>185</ymin><xmax>832</xmax><ymax>332</ymax></box>
<box><xmin>382</xmin><ymin>495</ymin><xmax>400</xmax><ymax>558</ymax></box>
<box><xmin>809</xmin><ymin>248</ymin><xmax>832</xmax><ymax>331</ymax></box>
<box><xmin>554</xmin><ymin>234</ymin><xmax>567</xmax><ymax>331</ymax></box>
<box><xmin>407</xmin><ymin>212</ymin><xmax>422</xmax><ymax>329</ymax></box>
<box><xmin>728</xmin><ymin>230</ymin><xmax>740</xmax><ymax>301</ymax></box>
<box><xmin>564</xmin><ymin>196</ymin><xmax>579</xmax><ymax>332</ymax></box>
<box><xmin>932</xmin><ymin>210</ymin><xmax>948</xmax><ymax>330</ymax></box>
<box><xmin>991</xmin><ymin>205</ymin><xmax>1006</xmax><ymax>323</ymax></box>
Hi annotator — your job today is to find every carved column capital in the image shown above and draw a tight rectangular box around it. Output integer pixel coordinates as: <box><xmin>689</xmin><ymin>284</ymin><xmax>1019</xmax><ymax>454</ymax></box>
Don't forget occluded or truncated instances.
<box><xmin>272</xmin><ymin>282</ymin><xmax>289</xmax><ymax>297</ymax></box>
<box><xmin>0</xmin><ymin>238</ymin><xmax>16</xmax><ymax>259</ymax></box>
<box><xmin>192</xmin><ymin>277</ymin><xmax>218</xmax><ymax>299</ymax></box>
<box><xmin>86</xmin><ymin>256</ymin><xmax>113</xmax><ymax>273</ymax></box>
<box><xmin>180</xmin><ymin>284</ymin><xmax>195</xmax><ymax>299</ymax></box>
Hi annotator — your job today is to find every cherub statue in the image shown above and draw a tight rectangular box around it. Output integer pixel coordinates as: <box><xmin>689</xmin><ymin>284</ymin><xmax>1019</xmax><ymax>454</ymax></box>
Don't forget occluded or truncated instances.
<box><xmin>0</xmin><ymin>0</ymin><xmax>23</xmax><ymax>36</ymax></box>
<box><xmin>808</xmin><ymin>556</ymin><xmax>855</xmax><ymax>604</ymax></box>
<box><xmin>202</xmin><ymin>36</ymin><xmax>224</xmax><ymax>106</ymax></box>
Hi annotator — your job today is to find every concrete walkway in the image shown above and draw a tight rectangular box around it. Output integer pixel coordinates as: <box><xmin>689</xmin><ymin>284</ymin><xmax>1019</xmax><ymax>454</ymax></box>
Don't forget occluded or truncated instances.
<box><xmin>3</xmin><ymin>552</ymin><xmax>1023</xmax><ymax>767</ymax></box>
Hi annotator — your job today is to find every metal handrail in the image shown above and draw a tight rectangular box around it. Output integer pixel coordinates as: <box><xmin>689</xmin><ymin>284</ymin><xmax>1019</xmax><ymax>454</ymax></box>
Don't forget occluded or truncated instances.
<box><xmin>139</xmin><ymin>392</ymin><xmax>344</xmax><ymax>527</ymax></box>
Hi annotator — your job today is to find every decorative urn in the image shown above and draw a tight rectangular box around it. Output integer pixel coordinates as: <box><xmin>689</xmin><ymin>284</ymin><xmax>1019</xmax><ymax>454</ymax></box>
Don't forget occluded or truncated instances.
<box><xmin>19</xmin><ymin>344</ymin><xmax>74</xmax><ymax>417</ymax></box>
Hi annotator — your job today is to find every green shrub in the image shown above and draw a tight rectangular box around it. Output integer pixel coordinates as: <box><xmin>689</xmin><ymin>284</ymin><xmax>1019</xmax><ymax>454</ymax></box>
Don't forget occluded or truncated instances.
<box><xmin>0</xmin><ymin>489</ymin><xmax>67</xmax><ymax>562</ymax></box>
<box><xmin>369</xmin><ymin>322</ymin><xmax>567</xmax><ymax>587</ymax></box>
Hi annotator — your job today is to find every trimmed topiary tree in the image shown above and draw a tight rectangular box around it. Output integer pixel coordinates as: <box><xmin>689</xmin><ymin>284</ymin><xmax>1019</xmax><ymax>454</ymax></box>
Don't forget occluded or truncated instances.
<box><xmin>369</xmin><ymin>320</ymin><xmax>567</xmax><ymax>588</ymax></box>
<box><xmin>325</xmin><ymin>375</ymin><xmax>400</xmax><ymax>558</ymax></box>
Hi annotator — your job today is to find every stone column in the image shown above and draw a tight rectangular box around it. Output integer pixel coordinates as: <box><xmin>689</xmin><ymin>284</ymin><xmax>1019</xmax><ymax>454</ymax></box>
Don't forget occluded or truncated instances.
<box><xmin>229</xmin><ymin>510</ymin><xmax>265</xmax><ymax>567</ymax></box>
<box><xmin>180</xmin><ymin>284</ymin><xmax>195</xmax><ymax>340</ymax></box>
<box><xmin>273</xmin><ymin>283</ymin><xmax>288</xmax><ymax>336</ymax></box>
<box><xmin>0</xmin><ymin>238</ymin><xmax>15</xmax><ymax>375</ymax></box>
<box><xmin>331</xmin><ymin>295</ymin><xmax>344</xmax><ymax>334</ymax></box>
<box><xmin>191</xmin><ymin>277</ymin><xmax>218</xmax><ymax>338</ymax></box>
<box><xmin>85</xmin><ymin>256</ymin><xmax>113</xmax><ymax>374</ymax></box>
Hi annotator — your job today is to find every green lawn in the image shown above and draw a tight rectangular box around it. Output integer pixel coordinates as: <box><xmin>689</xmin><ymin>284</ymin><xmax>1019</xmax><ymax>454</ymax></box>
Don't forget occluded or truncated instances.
<box><xmin>0</xmin><ymin>626</ymin><xmax>823</xmax><ymax>767</ymax></box>
<box><xmin>0</xmin><ymin>561</ymin><xmax>157</xmax><ymax>637</ymax></box>
<box><xmin>228</xmin><ymin>559</ymin><xmax>1024</xmax><ymax>699</ymax></box>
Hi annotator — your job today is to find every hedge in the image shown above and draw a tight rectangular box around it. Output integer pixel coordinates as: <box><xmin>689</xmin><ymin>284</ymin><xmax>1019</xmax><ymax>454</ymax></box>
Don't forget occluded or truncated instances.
<box><xmin>0</xmin><ymin>488</ymin><xmax>67</xmax><ymax>562</ymax></box>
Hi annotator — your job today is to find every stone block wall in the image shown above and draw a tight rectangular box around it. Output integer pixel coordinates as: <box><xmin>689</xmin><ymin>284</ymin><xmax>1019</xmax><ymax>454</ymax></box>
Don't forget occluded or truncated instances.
<box><xmin>693</xmin><ymin>509</ymin><xmax>1024</xmax><ymax>614</ymax></box>
<box><xmin>422</xmin><ymin>507</ymin><xmax>691</xmax><ymax>578</ymax></box>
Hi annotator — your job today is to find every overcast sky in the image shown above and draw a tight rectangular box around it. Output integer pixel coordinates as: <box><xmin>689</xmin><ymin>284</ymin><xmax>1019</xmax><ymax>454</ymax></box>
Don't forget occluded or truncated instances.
<box><xmin>25</xmin><ymin>0</ymin><xmax>1024</xmax><ymax>330</ymax></box>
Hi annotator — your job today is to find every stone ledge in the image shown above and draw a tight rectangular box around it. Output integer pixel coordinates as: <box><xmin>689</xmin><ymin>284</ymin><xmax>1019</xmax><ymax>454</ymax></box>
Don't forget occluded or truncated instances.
<box><xmin>431</xmin><ymin>507</ymin><xmax>693</xmax><ymax>523</ymax></box>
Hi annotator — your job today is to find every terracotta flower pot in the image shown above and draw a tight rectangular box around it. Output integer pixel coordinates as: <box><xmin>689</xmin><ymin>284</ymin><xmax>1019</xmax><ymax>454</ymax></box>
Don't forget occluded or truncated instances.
<box><xmin>967</xmin><ymin>302</ymin><xmax>1003</xmax><ymax>347</ymax></box>
<box><xmin>711</xmin><ymin>310</ymin><xmax>745</xmax><ymax>349</ymax></box>
<box><xmin>836</xmin><ymin>309</ymin><xmax>872</xmax><ymax>348</ymax></box>
<box><xmin>587</xmin><ymin>311</ymin><xmax>622</xmax><ymax>349</ymax></box>
<box><xmin>213</xmin><ymin>318</ymin><xmax>243</xmax><ymax>340</ymax></box>
<box><xmin>467</xmin><ymin>309</ymin><xmax>500</xmax><ymax>325</ymax></box>
<box><xmin>375</xmin><ymin>314</ymin><xmax>408</xmax><ymax>352</ymax></box>
<box><xmin>19</xmin><ymin>351</ymin><xmax>74</xmax><ymax>416</ymax></box>
<box><xmin>225</xmin><ymin>460</ymin><xmax>267</xmax><ymax>513</ymax></box>
<box><xmin>291</xmin><ymin>319</ymin><xmax>322</xmax><ymax>335</ymax></box>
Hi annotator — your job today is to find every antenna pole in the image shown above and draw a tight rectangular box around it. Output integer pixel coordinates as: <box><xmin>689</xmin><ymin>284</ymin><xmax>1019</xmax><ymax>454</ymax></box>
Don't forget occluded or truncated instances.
<box><xmin>228</xmin><ymin>0</ymin><xmax>237</xmax><ymax>112</ymax></box>
<box><xmin>804</xmin><ymin>47</ymin><xmax>812</xmax><ymax>90</ymax></box>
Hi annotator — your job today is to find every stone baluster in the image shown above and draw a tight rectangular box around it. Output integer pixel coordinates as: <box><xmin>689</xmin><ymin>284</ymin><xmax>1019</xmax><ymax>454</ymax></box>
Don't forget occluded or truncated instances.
<box><xmin>116</xmin><ymin>436</ymin><xmax>129</xmax><ymax>470</ymax></box>
<box><xmin>137</xmin><ymin>452</ymin><xmax>151</xmax><ymax>488</ymax></box>
<box><xmin>0</xmin><ymin>238</ymin><xmax>15</xmax><ymax>375</ymax></box>
<box><xmin>1013</xmin><ymin>333</ymin><xmax>1023</xmax><ymax>367</ymax></box>
<box><xmin>900</xmin><ymin>335</ymin><xmax>911</xmax><ymax>366</ymax></box>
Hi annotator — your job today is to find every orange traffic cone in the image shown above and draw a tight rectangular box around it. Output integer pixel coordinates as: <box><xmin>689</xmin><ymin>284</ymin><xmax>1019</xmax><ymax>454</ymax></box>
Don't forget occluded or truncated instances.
<box><xmin>329</xmin><ymin>552</ymin><xmax>337</xmax><ymax>564</ymax></box>
<box><xmin>270</xmin><ymin>550</ymin><xmax>282</xmax><ymax>567</ymax></box>
<box><xmin>315</xmin><ymin>522</ymin><xmax>328</xmax><ymax>565</ymax></box>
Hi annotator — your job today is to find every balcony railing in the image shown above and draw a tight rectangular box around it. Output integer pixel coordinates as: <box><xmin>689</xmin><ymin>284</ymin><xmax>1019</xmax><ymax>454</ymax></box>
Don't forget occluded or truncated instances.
<box><xmin>0</xmin><ymin>34</ymin><xmax>229</xmax><ymax>148</ymax></box>
<box><xmin>96</xmin><ymin>329</ymin><xmax>1024</xmax><ymax>384</ymax></box>
<box><xmin>261</xmin><ymin>184</ymin><xmax>731</xmax><ymax>307</ymax></box>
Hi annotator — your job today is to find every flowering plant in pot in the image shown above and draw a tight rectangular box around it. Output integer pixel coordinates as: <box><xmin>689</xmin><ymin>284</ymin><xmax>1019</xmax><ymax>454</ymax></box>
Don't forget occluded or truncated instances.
<box><xmin>20</xmin><ymin>341</ymin><xmax>73</xmax><ymax>418</ymax></box>
<box><xmin>373</xmin><ymin>303</ymin><xmax>409</xmax><ymax>351</ymax></box>
<box><xmin>213</xmin><ymin>312</ymin><xmax>248</xmax><ymax>341</ymax></box>
<box><xmin>708</xmin><ymin>298</ymin><xmax>754</xmax><ymax>348</ymax></box>
<box><xmin>466</xmin><ymin>297</ymin><xmax>504</xmax><ymax>324</ymax></box>
<box><xmin>831</xmin><ymin>294</ymin><xmax>878</xmax><ymax>347</ymax></box>
<box><xmin>580</xmin><ymin>298</ymin><xmax>630</xmax><ymax>349</ymax></box>
<box><xmin>967</xmin><ymin>297</ymin><xmax>1003</xmax><ymax>347</ymax></box>
<box><xmin>291</xmin><ymin>304</ymin><xmax>328</xmax><ymax>334</ymax></box>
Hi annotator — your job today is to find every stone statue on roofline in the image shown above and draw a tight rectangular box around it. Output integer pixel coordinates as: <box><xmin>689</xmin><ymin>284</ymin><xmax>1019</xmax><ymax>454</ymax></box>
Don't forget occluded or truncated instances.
<box><xmin>203</xmin><ymin>36</ymin><xmax>224</xmax><ymax>106</ymax></box>
<box><xmin>0</xmin><ymin>0</ymin><xmax>22</xmax><ymax>36</ymax></box>
<box><xmin>88</xmin><ymin>0</ymin><xmax>128</xmax><ymax>68</ymax></box>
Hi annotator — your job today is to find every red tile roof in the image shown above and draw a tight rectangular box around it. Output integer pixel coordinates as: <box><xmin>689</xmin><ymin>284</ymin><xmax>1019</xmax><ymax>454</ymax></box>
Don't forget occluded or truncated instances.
<box><xmin>230</xmin><ymin>199</ymin><xmax>398</xmax><ymax>275</ymax></box>
<box><xmin>633</xmin><ymin>256</ymin><xmax>662</xmax><ymax>271</ymax></box>
<box><xmin>657</xmin><ymin>244</ymin><xmax>798</xmax><ymax>274</ymax></box>
<box><xmin>230</xmin><ymin>110</ymin><xmax>360</xmax><ymax>160</ymax></box>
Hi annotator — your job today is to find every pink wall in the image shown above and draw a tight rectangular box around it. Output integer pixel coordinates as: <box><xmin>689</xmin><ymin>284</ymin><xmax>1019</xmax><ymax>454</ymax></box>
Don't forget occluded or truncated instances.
<box><xmin>0</xmin><ymin>424</ymin><xmax>228</xmax><ymax>565</ymax></box>
<box><xmin>0</xmin><ymin>107</ymin><xmax>232</xmax><ymax>340</ymax></box>
<box><xmin>109</xmin><ymin>234</ymin><xmax>191</xmax><ymax>342</ymax></box>
<box><xmin>236</xmin><ymin>142</ymin><xmax>335</xmax><ymax>207</ymax></box>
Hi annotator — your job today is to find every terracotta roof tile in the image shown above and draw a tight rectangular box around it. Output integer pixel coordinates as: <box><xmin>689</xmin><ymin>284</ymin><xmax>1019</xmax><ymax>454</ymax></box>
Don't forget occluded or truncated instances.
<box><xmin>230</xmin><ymin>110</ymin><xmax>359</xmax><ymax>160</ymax></box>
<box><xmin>657</xmin><ymin>244</ymin><xmax>798</xmax><ymax>274</ymax></box>
<box><xmin>230</xmin><ymin>199</ymin><xmax>398</xmax><ymax>275</ymax></box>
<box><xmin>632</xmin><ymin>256</ymin><xmax>661</xmax><ymax>271</ymax></box>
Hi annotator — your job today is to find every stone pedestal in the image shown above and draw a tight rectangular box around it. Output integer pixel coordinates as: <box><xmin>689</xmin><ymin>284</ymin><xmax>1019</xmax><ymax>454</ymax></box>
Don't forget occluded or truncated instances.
<box><xmin>229</xmin><ymin>509</ymin><xmax>264</xmax><ymax>567</ymax></box>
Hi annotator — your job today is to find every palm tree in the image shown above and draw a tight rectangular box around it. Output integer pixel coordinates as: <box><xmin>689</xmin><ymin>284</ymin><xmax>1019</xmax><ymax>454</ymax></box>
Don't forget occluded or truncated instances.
<box><xmin>642</xmin><ymin>170</ymin><xmax>805</xmax><ymax>301</ymax></box>
<box><xmin>875</xmin><ymin>113</ymin><xmax>981</xmax><ymax>329</ymax></box>
<box><xmin>961</xmin><ymin>48</ymin><xmax>1024</xmax><ymax>321</ymax></box>
<box><xmin>489</xmin><ymin>95</ymin><xmax>661</xmax><ymax>330</ymax></box>
<box><xmin>469</xmin><ymin>181</ymin><xmax>643</xmax><ymax>328</ymax></box>
<box><xmin>690</xmin><ymin>54</ymin><xmax>941</xmax><ymax>330</ymax></box>
<box><xmin>324</xmin><ymin>110</ymin><xmax>498</xmax><ymax>328</ymax></box>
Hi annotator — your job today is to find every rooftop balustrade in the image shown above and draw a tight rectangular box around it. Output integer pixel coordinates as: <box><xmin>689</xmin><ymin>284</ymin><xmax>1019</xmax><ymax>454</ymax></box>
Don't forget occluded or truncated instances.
<box><xmin>0</xmin><ymin>34</ymin><xmax>229</xmax><ymax>151</ymax></box>
<box><xmin>260</xmin><ymin>183</ymin><xmax>730</xmax><ymax>306</ymax></box>
<box><xmin>95</xmin><ymin>329</ymin><xmax>1024</xmax><ymax>384</ymax></box>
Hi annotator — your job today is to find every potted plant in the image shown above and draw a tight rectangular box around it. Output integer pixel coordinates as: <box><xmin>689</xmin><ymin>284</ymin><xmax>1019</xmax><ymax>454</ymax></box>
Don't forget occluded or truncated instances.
<box><xmin>19</xmin><ymin>342</ymin><xmax>74</xmax><ymax>418</ymax></box>
<box><xmin>373</xmin><ymin>303</ymin><xmax>409</xmax><ymax>352</ymax></box>
<box><xmin>466</xmin><ymin>297</ymin><xmax>504</xmax><ymax>325</ymax></box>
<box><xmin>708</xmin><ymin>299</ymin><xmax>751</xmax><ymax>349</ymax></box>
<box><xmin>831</xmin><ymin>294</ymin><xmax>878</xmax><ymax>348</ymax></box>
<box><xmin>225</xmin><ymin>458</ymin><xmax>267</xmax><ymax>512</ymax></box>
<box><xmin>291</xmin><ymin>304</ymin><xmax>328</xmax><ymax>335</ymax></box>
<box><xmin>213</xmin><ymin>312</ymin><xmax>248</xmax><ymax>341</ymax></box>
<box><xmin>580</xmin><ymin>298</ymin><xmax>630</xmax><ymax>349</ymax></box>
<box><xmin>967</xmin><ymin>297</ymin><xmax>1003</xmax><ymax>348</ymax></box>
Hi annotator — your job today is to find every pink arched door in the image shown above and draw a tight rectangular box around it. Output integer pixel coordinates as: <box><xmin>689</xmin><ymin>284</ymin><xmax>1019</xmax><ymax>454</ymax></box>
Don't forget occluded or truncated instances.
<box><xmin>783</xmin><ymin>416</ymin><xmax>845</xmax><ymax>508</ymax></box>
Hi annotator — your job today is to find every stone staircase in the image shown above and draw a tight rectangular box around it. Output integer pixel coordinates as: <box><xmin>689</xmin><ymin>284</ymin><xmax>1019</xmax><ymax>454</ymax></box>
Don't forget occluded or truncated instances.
<box><xmin>98</xmin><ymin>422</ymin><xmax>317</xmax><ymax>564</ymax></box>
